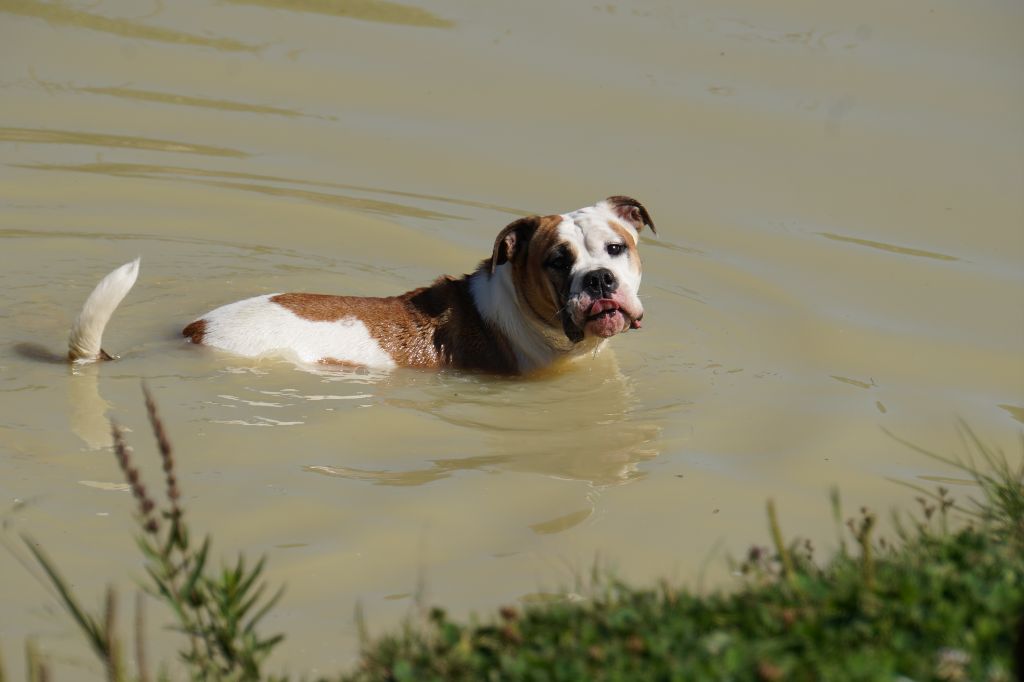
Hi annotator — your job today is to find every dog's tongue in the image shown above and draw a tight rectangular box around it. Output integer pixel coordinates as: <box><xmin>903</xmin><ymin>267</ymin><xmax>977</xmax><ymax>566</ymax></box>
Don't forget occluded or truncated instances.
<box><xmin>585</xmin><ymin>299</ymin><xmax>626</xmax><ymax>338</ymax></box>
<box><xmin>629</xmin><ymin>318</ymin><xmax>642</xmax><ymax>330</ymax></box>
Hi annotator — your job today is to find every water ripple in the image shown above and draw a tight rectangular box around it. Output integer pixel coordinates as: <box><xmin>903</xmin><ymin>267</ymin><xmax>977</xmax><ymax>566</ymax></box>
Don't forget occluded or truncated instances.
<box><xmin>12</xmin><ymin>161</ymin><xmax>520</xmax><ymax>221</ymax></box>
<box><xmin>77</xmin><ymin>85</ymin><xmax>307</xmax><ymax>118</ymax></box>
<box><xmin>1</xmin><ymin>0</ymin><xmax>260</xmax><ymax>52</ymax></box>
<box><xmin>819</xmin><ymin>232</ymin><xmax>960</xmax><ymax>262</ymax></box>
<box><xmin>0</xmin><ymin>127</ymin><xmax>247</xmax><ymax>157</ymax></box>
<box><xmin>14</xmin><ymin>161</ymin><xmax>525</xmax><ymax>215</ymax></box>
<box><xmin>222</xmin><ymin>0</ymin><xmax>454</xmax><ymax>29</ymax></box>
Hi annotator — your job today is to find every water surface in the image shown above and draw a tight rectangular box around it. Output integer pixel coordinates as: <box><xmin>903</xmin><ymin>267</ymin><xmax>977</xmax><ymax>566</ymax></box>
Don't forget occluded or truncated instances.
<box><xmin>1</xmin><ymin>0</ymin><xmax>1022</xmax><ymax>677</ymax></box>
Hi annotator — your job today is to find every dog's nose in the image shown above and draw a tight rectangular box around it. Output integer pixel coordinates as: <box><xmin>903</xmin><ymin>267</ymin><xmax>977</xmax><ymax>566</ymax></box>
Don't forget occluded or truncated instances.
<box><xmin>582</xmin><ymin>268</ymin><xmax>618</xmax><ymax>298</ymax></box>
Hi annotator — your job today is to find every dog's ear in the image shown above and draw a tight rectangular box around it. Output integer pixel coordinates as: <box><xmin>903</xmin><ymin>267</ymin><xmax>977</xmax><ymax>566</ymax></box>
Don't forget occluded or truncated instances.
<box><xmin>605</xmin><ymin>196</ymin><xmax>656</xmax><ymax>235</ymax></box>
<box><xmin>490</xmin><ymin>216</ymin><xmax>540</xmax><ymax>273</ymax></box>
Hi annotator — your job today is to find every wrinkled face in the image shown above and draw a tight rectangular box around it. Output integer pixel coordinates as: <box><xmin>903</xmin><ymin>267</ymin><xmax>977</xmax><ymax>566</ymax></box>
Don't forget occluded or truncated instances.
<box><xmin>493</xmin><ymin>197</ymin><xmax>655</xmax><ymax>344</ymax></box>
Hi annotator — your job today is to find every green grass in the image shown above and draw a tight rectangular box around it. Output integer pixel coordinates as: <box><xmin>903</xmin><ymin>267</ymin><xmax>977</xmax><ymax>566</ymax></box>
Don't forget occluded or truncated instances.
<box><xmin>8</xmin><ymin>385</ymin><xmax>285</xmax><ymax>682</ymax></box>
<box><xmin>345</xmin><ymin>444</ymin><xmax>1024</xmax><ymax>682</ymax></box>
<box><xmin>4</xmin><ymin>389</ymin><xmax>1022</xmax><ymax>681</ymax></box>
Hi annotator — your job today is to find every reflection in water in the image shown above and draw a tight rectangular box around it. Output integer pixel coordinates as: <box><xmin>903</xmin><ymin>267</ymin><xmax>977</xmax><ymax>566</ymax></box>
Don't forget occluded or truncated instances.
<box><xmin>15</xmin><ymin>162</ymin><xmax>526</xmax><ymax>218</ymax></box>
<box><xmin>998</xmin><ymin>404</ymin><xmax>1024</xmax><ymax>425</ymax></box>
<box><xmin>702</xmin><ymin>17</ymin><xmax>853</xmax><ymax>51</ymax></box>
<box><xmin>917</xmin><ymin>475</ymin><xmax>978</xmax><ymax>487</ymax></box>
<box><xmin>207</xmin><ymin>180</ymin><xmax>459</xmax><ymax>221</ymax></box>
<box><xmin>528</xmin><ymin>508</ymin><xmax>591</xmax><ymax>535</ymax></box>
<box><xmin>221</xmin><ymin>0</ymin><xmax>454</xmax><ymax>29</ymax></box>
<box><xmin>0</xmin><ymin>0</ymin><xmax>1020</xmax><ymax>677</ymax></box>
<box><xmin>76</xmin><ymin>86</ymin><xmax>307</xmax><ymax>118</ymax></box>
<box><xmin>0</xmin><ymin>127</ymin><xmax>247</xmax><ymax>158</ymax></box>
<box><xmin>519</xmin><ymin>591</ymin><xmax>584</xmax><ymax>605</ymax></box>
<box><xmin>68</xmin><ymin>362</ymin><xmax>113</xmax><ymax>450</ymax></box>
<box><xmin>306</xmin><ymin>363</ymin><xmax>395</xmax><ymax>385</ymax></box>
<box><xmin>258</xmin><ymin>387</ymin><xmax>374</xmax><ymax>402</ymax></box>
<box><xmin>640</xmin><ymin>237</ymin><xmax>705</xmax><ymax>256</ymax></box>
<box><xmin>0</xmin><ymin>228</ymin><xmax>358</xmax><ymax>283</ymax></box>
<box><xmin>830</xmin><ymin>375</ymin><xmax>875</xmax><ymax>390</ymax></box>
<box><xmin>306</xmin><ymin>353</ymin><xmax>662</xmax><ymax>488</ymax></box>
<box><xmin>306</xmin><ymin>454</ymin><xmax>508</xmax><ymax>487</ymax></box>
<box><xmin>818</xmin><ymin>232</ymin><xmax>959</xmax><ymax>262</ymax></box>
<box><xmin>0</xmin><ymin>0</ymin><xmax>259</xmax><ymax>52</ymax></box>
<box><xmin>13</xmin><ymin>342</ymin><xmax>114</xmax><ymax>450</ymax></box>
<box><xmin>78</xmin><ymin>480</ymin><xmax>129</xmax><ymax>491</ymax></box>
<box><xmin>212</xmin><ymin>415</ymin><xmax>304</xmax><ymax>426</ymax></box>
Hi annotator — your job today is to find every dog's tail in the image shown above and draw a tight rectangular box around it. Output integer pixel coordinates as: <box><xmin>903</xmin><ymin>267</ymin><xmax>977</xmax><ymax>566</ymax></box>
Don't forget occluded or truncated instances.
<box><xmin>68</xmin><ymin>258</ymin><xmax>140</xmax><ymax>362</ymax></box>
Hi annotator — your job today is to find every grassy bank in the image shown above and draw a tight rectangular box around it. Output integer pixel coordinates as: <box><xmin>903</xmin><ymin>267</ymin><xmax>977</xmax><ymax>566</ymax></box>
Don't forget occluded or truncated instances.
<box><xmin>346</xmin><ymin>440</ymin><xmax>1023</xmax><ymax>682</ymax></box>
<box><xmin>6</xmin><ymin>390</ymin><xmax>1023</xmax><ymax>681</ymax></box>
<box><xmin>349</xmin><ymin>498</ymin><xmax>1021</xmax><ymax>681</ymax></box>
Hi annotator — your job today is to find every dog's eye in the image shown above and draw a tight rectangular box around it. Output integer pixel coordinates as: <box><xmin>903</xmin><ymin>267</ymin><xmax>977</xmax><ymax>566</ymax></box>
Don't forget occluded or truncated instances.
<box><xmin>606</xmin><ymin>243</ymin><xmax>626</xmax><ymax>256</ymax></box>
<box><xmin>546</xmin><ymin>255</ymin><xmax>571</xmax><ymax>272</ymax></box>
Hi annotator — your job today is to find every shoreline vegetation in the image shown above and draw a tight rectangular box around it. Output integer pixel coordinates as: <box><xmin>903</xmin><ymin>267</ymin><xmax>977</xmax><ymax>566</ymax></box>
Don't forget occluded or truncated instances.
<box><xmin>4</xmin><ymin>387</ymin><xmax>1023</xmax><ymax>681</ymax></box>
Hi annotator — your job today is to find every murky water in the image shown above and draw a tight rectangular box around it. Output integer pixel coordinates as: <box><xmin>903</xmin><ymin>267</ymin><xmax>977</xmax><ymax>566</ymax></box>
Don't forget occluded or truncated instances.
<box><xmin>1</xmin><ymin>0</ymin><xmax>1022</xmax><ymax>677</ymax></box>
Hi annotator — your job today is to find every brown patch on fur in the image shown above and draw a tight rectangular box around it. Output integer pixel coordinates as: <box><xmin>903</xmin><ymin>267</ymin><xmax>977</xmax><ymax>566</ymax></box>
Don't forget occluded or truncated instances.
<box><xmin>271</xmin><ymin>283</ymin><xmax>519</xmax><ymax>374</ymax></box>
<box><xmin>606</xmin><ymin>196</ymin><xmax>656</xmax><ymax>234</ymax></box>
<box><xmin>517</xmin><ymin>216</ymin><xmax>572</xmax><ymax>327</ymax></box>
<box><xmin>270</xmin><ymin>293</ymin><xmax>364</xmax><ymax>322</ymax></box>
<box><xmin>607</xmin><ymin>218</ymin><xmax>633</xmax><ymax>239</ymax></box>
<box><xmin>182</xmin><ymin>319</ymin><xmax>207</xmax><ymax>344</ymax></box>
<box><xmin>318</xmin><ymin>357</ymin><xmax>363</xmax><ymax>368</ymax></box>
<box><xmin>490</xmin><ymin>216</ymin><xmax>541</xmax><ymax>272</ymax></box>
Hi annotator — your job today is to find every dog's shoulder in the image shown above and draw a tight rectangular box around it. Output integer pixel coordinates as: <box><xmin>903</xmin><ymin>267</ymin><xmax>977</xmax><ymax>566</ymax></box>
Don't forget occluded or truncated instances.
<box><xmin>402</xmin><ymin>275</ymin><xmax>518</xmax><ymax>374</ymax></box>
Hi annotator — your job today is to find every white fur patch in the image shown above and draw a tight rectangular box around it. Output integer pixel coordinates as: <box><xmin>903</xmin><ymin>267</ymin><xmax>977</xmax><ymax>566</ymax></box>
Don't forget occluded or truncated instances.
<box><xmin>196</xmin><ymin>295</ymin><xmax>396</xmax><ymax>367</ymax></box>
<box><xmin>567</xmin><ymin>201</ymin><xmax>641</xmax><ymax>244</ymax></box>
<box><xmin>557</xmin><ymin>210</ymin><xmax>644</xmax><ymax>315</ymax></box>
<box><xmin>469</xmin><ymin>268</ymin><xmax>575</xmax><ymax>373</ymax></box>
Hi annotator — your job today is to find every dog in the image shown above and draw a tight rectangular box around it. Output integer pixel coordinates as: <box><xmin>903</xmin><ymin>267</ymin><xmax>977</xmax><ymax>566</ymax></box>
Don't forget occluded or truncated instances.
<box><xmin>68</xmin><ymin>196</ymin><xmax>655</xmax><ymax>375</ymax></box>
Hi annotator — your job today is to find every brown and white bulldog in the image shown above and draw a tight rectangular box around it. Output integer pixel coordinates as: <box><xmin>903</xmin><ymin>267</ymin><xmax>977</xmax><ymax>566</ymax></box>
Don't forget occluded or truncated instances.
<box><xmin>68</xmin><ymin>196</ymin><xmax>655</xmax><ymax>375</ymax></box>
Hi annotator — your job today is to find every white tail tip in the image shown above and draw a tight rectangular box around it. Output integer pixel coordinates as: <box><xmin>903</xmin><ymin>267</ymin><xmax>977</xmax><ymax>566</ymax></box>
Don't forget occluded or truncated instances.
<box><xmin>68</xmin><ymin>258</ymin><xmax>140</xmax><ymax>362</ymax></box>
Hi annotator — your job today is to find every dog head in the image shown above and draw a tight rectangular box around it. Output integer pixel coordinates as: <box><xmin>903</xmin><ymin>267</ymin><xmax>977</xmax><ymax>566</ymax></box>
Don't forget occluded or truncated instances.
<box><xmin>489</xmin><ymin>196</ymin><xmax>655</xmax><ymax>345</ymax></box>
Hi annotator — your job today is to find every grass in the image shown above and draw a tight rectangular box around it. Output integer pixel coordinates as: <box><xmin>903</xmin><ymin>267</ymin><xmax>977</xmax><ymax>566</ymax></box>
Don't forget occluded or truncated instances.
<box><xmin>3</xmin><ymin>389</ymin><xmax>1022</xmax><ymax>681</ymax></box>
<box><xmin>344</xmin><ymin>447</ymin><xmax>1024</xmax><ymax>682</ymax></box>
<box><xmin>10</xmin><ymin>385</ymin><xmax>285</xmax><ymax>682</ymax></box>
